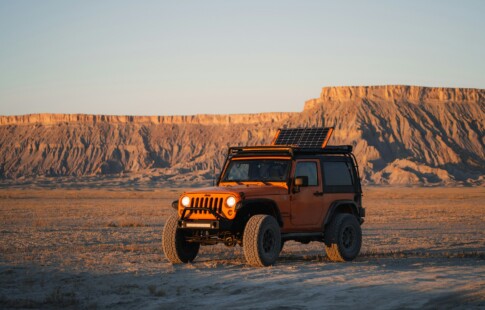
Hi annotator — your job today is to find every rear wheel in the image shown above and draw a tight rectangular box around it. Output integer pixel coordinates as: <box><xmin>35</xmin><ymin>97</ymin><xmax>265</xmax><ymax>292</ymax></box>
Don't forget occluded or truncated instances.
<box><xmin>324</xmin><ymin>213</ymin><xmax>362</xmax><ymax>262</ymax></box>
<box><xmin>162</xmin><ymin>215</ymin><xmax>200</xmax><ymax>264</ymax></box>
<box><xmin>243</xmin><ymin>215</ymin><xmax>281</xmax><ymax>267</ymax></box>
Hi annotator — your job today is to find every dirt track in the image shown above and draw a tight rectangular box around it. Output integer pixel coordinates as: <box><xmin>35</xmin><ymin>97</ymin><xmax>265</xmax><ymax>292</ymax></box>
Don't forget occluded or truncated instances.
<box><xmin>1</xmin><ymin>187</ymin><xmax>484</xmax><ymax>309</ymax></box>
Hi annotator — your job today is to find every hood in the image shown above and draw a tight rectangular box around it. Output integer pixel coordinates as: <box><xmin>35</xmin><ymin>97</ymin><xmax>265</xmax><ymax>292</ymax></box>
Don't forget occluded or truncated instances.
<box><xmin>183</xmin><ymin>184</ymin><xmax>288</xmax><ymax>197</ymax></box>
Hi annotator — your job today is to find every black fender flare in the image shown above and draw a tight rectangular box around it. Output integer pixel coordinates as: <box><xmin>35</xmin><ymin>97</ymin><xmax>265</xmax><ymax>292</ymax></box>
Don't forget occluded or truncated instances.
<box><xmin>324</xmin><ymin>200</ymin><xmax>361</xmax><ymax>227</ymax></box>
<box><xmin>235</xmin><ymin>198</ymin><xmax>284</xmax><ymax>227</ymax></box>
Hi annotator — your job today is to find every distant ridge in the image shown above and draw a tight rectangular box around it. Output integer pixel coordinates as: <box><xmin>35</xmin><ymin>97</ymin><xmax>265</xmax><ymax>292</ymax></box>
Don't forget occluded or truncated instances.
<box><xmin>0</xmin><ymin>85</ymin><xmax>484</xmax><ymax>186</ymax></box>
<box><xmin>305</xmin><ymin>85</ymin><xmax>482</xmax><ymax>110</ymax></box>
<box><xmin>0</xmin><ymin>112</ymin><xmax>295</xmax><ymax>125</ymax></box>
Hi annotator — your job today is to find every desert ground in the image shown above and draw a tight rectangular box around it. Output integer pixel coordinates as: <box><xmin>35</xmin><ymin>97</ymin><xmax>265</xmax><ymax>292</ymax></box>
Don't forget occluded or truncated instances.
<box><xmin>0</xmin><ymin>186</ymin><xmax>484</xmax><ymax>309</ymax></box>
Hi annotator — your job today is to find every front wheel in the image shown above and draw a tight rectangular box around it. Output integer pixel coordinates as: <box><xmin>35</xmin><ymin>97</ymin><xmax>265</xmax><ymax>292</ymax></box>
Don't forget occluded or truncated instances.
<box><xmin>324</xmin><ymin>213</ymin><xmax>362</xmax><ymax>262</ymax></box>
<box><xmin>243</xmin><ymin>215</ymin><xmax>281</xmax><ymax>267</ymax></box>
<box><xmin>162</xmin><ymin>215</ymin><xmax>200</xmax><ymax>264</ymax></box>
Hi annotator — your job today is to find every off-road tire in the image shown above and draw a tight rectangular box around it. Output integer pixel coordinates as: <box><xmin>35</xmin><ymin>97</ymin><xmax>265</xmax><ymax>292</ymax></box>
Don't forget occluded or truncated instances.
<box><xmin>243</xmin><ymin>215</ymin><xmax>281</xmax><ymax>267</ymax></box>
<box><xmin>162</xmin><ymin>215</ymin><xmax>200</xmax><ymax>264</ymax></box>
<box><xmin>324</xmin><ymin>213</ymin><xmax>362</xmax><ymax>262</ymax></box>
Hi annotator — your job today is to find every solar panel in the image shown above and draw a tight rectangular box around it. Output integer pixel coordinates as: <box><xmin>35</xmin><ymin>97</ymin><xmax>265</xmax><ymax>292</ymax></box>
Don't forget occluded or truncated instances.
<box><xmin>271</xmin><ymin>127</ymin><xmax>334</xmax><ymax>148</ymax></box>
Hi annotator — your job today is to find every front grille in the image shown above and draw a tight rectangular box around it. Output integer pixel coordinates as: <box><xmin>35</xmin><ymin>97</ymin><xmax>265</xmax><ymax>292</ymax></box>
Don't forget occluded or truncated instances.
<box><xmin>190</xmin><ymin>196</ymin><xmax>224</xmax><ymax>214</ymax></box>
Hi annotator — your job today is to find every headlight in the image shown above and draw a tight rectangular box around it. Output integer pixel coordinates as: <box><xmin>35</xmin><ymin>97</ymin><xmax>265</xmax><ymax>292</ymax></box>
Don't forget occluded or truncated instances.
<box><xmin>226</xmin><ymin>196</ymin><xmax>236</xmax><ymax>208</ymax></box>
<box><xmin>181</xmin><ymin>196</ymin><xmax>191</xmax><ymax>207</ymax></box>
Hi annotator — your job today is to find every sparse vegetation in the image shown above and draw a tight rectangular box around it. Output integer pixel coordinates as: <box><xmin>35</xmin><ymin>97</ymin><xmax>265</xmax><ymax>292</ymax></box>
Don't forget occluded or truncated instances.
<box><xmin>107</xmin><ymin>219</ymin><xmax>146</xmax><ymax>228</ymax></box>
<box><xmin>0</xmin><ymin>288</ymin><xmax>79</xmax><ymax>308</ymax></box>
<box><xmin>0</xmin><ymin>187</ymin><xmax>483</xmax><ymax>308</ymax></box>
<box><xmin>148</xmin><ymin>284</ymin><xmax>166</xmax><ymax>297</ymax></box>
<box><xmin>44</xmin><ymin>287</ymin><xmax>79</xmax><ymax>307</ymax></box>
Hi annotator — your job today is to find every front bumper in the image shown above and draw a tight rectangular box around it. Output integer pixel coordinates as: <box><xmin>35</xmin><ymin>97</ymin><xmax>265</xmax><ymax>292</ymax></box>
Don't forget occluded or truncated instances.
<box><xmin>178</xmin><ymin>220</ymin><xmax>220</xmax><ymax>229</ymax></box>
<box><xmin>178</xmin><ymin>219</ymin><xmax>236</xmax><ymax>231</ymax></box>
<box><xmin>177</xmin><ymin>206</ymin><xmax>234</xmax><ymax>230</ymax></box>
<box><xmin>180</xmin><ymin>207</ymin><xmax>226</xmax><ymax>221</ymax></box>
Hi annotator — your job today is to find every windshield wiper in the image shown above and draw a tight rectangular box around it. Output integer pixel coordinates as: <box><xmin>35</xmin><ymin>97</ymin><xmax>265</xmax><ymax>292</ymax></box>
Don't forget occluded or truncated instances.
<box><xmin>222</xmin><ymin>180</ymin><xmax>244</xmax><ymax>185</ymax></box>
<box><xmin>250</xmin><ymin>180</ymin><xmax>271</xmax><ymax>185</ymax></box>
<box><xmin>224</xmin><ymin>180</ymin><xmax>271</xmax><ymax>185</ymax></box>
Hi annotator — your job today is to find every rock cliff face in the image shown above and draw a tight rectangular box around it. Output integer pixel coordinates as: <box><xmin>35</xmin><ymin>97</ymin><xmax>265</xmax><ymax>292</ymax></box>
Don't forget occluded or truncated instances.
<box><xmin>0</xmin><ymin>85</ymin><xmax>483</xmax><ymax>186</ymax></box>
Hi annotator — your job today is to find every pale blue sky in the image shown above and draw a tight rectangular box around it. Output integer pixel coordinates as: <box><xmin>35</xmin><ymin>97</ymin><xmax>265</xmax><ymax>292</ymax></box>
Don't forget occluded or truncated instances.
<box><xmin>0</xmin><ymin>1</ymin><xmax>484</xmax><ymax>116</ymax></box>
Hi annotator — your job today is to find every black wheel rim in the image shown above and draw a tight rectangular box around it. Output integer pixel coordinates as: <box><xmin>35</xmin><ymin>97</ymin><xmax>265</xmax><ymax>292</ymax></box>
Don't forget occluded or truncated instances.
<box><xmin>262</xmin><ymin>229</ymin><xmax>275</xmax><ymax>253</ymax></box>
<box><xmin>341</xmin><ymin>226</ymin><xmax>354</xmax><ymax>249</ymax></box>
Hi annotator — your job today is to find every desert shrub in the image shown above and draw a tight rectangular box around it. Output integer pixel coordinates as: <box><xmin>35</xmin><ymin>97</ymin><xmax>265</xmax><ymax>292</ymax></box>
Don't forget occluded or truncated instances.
<box><xmin>44</xmin><ymin>287</ymin><xmax>79</xmax><ymax>307</ymax></box>
<box><xmin>148</xmin><ymin>285</ymin><xmax>166</xmax><ymax>297</ymax></box>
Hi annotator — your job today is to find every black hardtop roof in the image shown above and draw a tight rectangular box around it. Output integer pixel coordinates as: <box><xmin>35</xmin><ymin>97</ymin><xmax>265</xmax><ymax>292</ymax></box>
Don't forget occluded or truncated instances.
<box><xmin>228</xmin><ymin>145</ymin><xmax>353</xmax><ymax>158</ymax></box>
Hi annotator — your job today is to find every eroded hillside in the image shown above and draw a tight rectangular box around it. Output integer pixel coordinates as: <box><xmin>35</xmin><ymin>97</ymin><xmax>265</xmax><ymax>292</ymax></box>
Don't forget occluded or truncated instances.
<box><xmin>0</xmin><ymin>85</ymin><xmax>483</xmax><ymax>186</ymax></box>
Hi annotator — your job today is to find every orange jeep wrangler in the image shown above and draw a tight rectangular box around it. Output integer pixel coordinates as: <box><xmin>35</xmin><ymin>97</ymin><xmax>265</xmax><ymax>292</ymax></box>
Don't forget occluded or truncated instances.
<box><xmin>162</xmin><ymin>127</ymin><xmax>365</xmax><ymax>266</ymax></box>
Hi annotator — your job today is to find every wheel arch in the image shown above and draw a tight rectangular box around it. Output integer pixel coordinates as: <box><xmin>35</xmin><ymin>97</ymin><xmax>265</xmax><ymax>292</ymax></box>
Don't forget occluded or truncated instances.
<box><xmin>235</xmin><ymin>198</ymin><xmax>284</xmax><ymax>227</ymax></box>
<box><xmin>324</xmin><ymin>200</ymin><xmax>361</xmax><ymax>227</ymax></box>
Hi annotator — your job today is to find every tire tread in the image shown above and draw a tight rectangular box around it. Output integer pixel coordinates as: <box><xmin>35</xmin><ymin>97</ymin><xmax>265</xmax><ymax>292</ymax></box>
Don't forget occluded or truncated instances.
<box><xmin>162</xmin><ymin>215</ymin><xmax>199</xmax><ymax>263</ymax></box>
<box><xmin>324</xmin><ymin>213</ymin><xmax>362</xmax><ymax>262</ymax></box>
<box><xmin>243</xmin><ymin>215</ymin><xmax>280</xmax><ymax>267</ymax></box>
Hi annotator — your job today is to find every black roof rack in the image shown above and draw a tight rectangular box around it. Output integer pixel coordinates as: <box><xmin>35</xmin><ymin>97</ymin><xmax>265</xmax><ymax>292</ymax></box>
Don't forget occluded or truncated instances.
<box><xmin>227</xmin><ymin>127</ymin><xmax>352</xmax><ymax>158</ymax></box>
<box><xmin>228</xmin><ymin>145</ymin><xmax>353</xmax><ymax>157</ymax></box>
<box><xmin>295</xmin><ymin>145</ymin><xmax>353</xmax><ymax>154</ymax></box>
<box><xmin>228</xmin><ymin>146</ymin><xmax>294</xmax><ymax>157</ymax></box>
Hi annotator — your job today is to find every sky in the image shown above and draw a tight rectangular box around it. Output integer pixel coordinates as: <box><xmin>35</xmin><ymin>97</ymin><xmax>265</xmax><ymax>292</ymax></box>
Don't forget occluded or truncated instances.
<box><xmin>0</xmin><ymin>0</ymin><xmax>484</xmax><ymax>116</ymax></box>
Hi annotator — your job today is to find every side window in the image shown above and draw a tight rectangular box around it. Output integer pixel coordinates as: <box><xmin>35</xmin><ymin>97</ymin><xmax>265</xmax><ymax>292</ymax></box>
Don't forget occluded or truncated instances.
<box><xmin>295</xmin><ymin>162</ymin><xmax>318</xmax><ymax>186</ymax></box>
<box><xmin>323</xmin><ymin>161</ymin><xmax>353</xmax><ymax>186</ymax></box>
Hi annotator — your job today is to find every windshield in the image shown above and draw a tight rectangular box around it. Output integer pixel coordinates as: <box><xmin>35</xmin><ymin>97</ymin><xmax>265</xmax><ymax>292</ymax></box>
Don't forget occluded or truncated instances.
<box><xmin>222</xmin><ymin>159</ymin><xmax>291</xmax><ymax>182</ymax></box>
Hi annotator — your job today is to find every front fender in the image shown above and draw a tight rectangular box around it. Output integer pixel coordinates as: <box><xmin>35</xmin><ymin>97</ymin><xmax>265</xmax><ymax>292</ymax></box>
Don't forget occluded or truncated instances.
<box><xmin>236</xmin><ymin>198</ymin><xmax>284</xmax><ymax>227</ymax></box>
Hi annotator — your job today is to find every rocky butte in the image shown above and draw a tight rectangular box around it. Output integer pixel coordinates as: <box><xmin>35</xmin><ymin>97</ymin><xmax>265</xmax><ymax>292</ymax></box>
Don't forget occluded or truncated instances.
<box><xmin>0</xmin><ymin>85</ymin><xmax>483</xmax><ymax>186</ymax></box>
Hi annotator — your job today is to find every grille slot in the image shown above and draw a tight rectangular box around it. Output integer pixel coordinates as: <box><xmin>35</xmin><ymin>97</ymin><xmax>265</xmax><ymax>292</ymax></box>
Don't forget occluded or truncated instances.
<box><xmin>190</xmin><ymin>196</ymin><xmax>224</xmax><ymax>215</ymax></box>
<box><xmin>218</xmin><ymin>198</ymin><xmax>223</xmax><ymax>213</ymax></box>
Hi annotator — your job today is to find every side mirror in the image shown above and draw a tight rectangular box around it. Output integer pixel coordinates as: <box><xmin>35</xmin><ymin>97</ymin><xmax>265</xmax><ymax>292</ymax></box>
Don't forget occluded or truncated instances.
<box><xmin>293</xmin><ymin>176</ymin><xmax>308</xmax><ymax>193</ymax></box>
<box><xmin>295</xmin><ymin>176</ymin><xmax>308</xmax><ymax>187</ymax></box>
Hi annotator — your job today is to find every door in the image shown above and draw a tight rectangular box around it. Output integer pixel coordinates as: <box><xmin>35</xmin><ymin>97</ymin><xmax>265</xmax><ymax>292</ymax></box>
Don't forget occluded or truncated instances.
<box><xmin>290</xmin><ymin>159</ymin><xmax>324</xmax><ymax>228</ymax></box>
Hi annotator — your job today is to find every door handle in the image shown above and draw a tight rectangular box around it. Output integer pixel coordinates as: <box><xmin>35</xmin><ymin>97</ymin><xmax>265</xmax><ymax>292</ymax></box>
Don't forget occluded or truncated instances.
<box><xmin>313</xmin><ymin>191</ymin><xmax>324</xmax><ymax>196</ymax></box>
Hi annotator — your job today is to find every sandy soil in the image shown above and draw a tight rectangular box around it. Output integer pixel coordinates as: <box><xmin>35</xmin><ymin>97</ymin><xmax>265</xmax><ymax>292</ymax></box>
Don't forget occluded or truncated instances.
<box><xmin>0</xmin><ymin>187</ymin><xmax>484</xmax><ymax>309</ymax></box>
